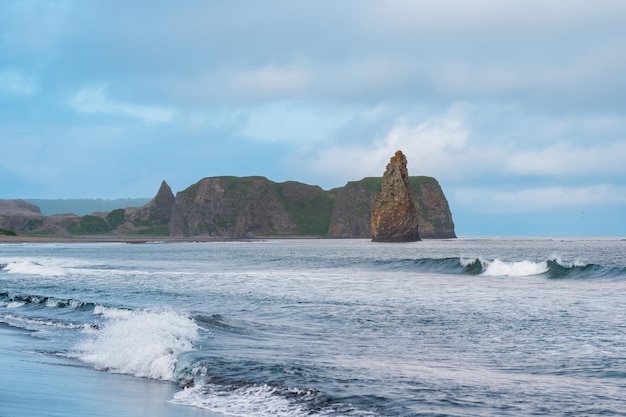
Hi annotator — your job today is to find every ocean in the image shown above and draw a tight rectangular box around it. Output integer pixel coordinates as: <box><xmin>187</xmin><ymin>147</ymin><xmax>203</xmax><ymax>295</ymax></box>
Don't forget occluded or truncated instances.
<box><xmin>1</xmin><ymin>238</ymin><xmax>625</xmax><ymax>416</ymax></box>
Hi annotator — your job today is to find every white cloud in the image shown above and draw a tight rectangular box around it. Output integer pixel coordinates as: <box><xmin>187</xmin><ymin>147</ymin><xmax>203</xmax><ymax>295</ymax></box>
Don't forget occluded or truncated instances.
<box><xmin>0</xmin><ymin>69</ymin><xmax>36</xmax><ymax>95</ymax></box>
<box><xmin>302</xmin><ymin>107</ymin><xmax>474</xmax><ymax>185</ymax></box>
<box><xmin>505</xmin><ymin>141</ymin><xmax>626</xmax><ymax>178</ymax></box>
<box><xmin>69</xmin><ymin>85</ymin><xmax>175</xmax><ymax>123</ymax></box>
<box><xmin>455</xmin><ymin>184</ymin><xmax>626</xmax><ymax>213</ymax></box>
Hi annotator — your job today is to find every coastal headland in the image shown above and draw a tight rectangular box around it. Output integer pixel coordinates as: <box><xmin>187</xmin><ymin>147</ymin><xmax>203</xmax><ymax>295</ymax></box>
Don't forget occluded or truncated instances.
<box><xmin>1</xmin><ymin>175</ymin><xmax>455</xmax><ymax>240</ymax></box>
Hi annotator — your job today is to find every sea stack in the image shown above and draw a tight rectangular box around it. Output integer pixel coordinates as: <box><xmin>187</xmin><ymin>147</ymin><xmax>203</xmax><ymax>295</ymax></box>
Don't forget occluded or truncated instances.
<box><xmin>370</xmin><ymin>150</ymin><xmax>420</xmax><ymax>242</ymax></box>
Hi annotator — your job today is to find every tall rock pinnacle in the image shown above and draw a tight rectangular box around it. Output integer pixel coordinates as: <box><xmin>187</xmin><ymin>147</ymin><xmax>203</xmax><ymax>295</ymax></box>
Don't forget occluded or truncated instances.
<box><xmin>370</xmin><ymin>151</ymin><xmax>420</xmax><ymax>242</ymax></box>
<box><xmin>152</xmin><ymin>180</ymin><xmax>175</xmax><ymax>222</ymax></box>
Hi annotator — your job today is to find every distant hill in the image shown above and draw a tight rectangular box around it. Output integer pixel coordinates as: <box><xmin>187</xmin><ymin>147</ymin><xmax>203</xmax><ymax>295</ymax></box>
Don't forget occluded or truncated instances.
<box><xmin>26</xmin><ymin>198</ymin><xmax>151</xmax><ymax>216</ymax></box>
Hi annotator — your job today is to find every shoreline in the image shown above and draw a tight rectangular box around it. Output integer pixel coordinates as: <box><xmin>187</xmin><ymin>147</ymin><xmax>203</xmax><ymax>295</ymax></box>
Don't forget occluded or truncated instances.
<box><xmin>0</xmin><ymin>234</ymin><xmax>349</xmax><ymax>244</ymax></box>
<box><xmin>0</xmin><ymin>323</ymin><xmax>221</xmax><ymax>417</ymax></box>
<box><xmin>2</xmin><ymin>235</ymin><xmax>624</xmax><ymax>244</ymax></box>
<box><xmin>0</xmin><ymin>235</ymin><xmax>266</xmax><ymax>244</ymax></box>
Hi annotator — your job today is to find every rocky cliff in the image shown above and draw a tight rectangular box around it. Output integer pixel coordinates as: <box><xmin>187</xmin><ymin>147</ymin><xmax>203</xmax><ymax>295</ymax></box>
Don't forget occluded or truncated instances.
<box><xmin>0</xmin><ymin>174</ymin><xmax>455</xmax><ymax>239</ymax></box>
<box><xmin>328</xmin><ymin>177</ymin><xmax>455</xmax><ymax>239</ymax></box>
<box><xmin>167</xmin><ymin>173</ymin><xmax>453</xmax><ymax>239</ymax></box>
<box><xmin>0</xmin><ymin>199</ymin><xmax>81</xmax><ymax>236</ymax></box>
<box><xmin>167</xmin><ymin>177</ymin><xmax>335</xmax><ymax>238</ymax></box>
<box><xmin>169</xmin><ymin>177</ymin><xmax>297</xmax><ymax>238</ymax></box>
<box><xmin>370</xmin><ymin>151</ymin><xmax>420</xmax><ymax>242</ymax></box>
<box><xmin>118</xmin><ymin>180</ymin><xmax>175</xmax><ymax>235</ymax></box>
<box><xmin>0</xmin><ymin>199</ymin><xmax>44</xmax><ymax>233</ymax></box>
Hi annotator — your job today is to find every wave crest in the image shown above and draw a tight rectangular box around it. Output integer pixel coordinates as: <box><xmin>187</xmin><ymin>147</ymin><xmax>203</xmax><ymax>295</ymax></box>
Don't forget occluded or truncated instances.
<box><xmin>0</xmin><ymin>292</ymin><xmax>96</xmax><ymax>311</ymax></box>
<box><xmin>73</xmin><ymin>308</ymin><xmax>199</xmax><ymax>381</ymax></box>
<box><xmin>2</xmin><ymin>260</ymin><xmax>66</xmax><ymax>276</ymax></box>
<box><xmin>479</xmin><ymin>259</ymin><xmax>549</xmax><ymax>277</ymax></box>
<box><xmin>371</xmin><ymin>257</ymin><xmax>626</xmax><ymax>279</ymax></box>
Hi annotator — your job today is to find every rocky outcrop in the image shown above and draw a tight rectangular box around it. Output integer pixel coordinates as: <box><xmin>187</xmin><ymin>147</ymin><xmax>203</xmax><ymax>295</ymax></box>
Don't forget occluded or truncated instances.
<box><xmin>0</xmin><ymin>199</ymin><xmax>42</xmax><ymax>216</ymax></box>
<box><xmin>169</xmin><ymin>177</ymin><xmax>298</xmax><ymax>238</ymax></box>
<box><xmin>370</xmin><ymin>151</ymin><xmax>420</xmax><ymax>242</ymax></box>
<box><xmin>121</xmin><ymin>180</ymin><xmax>175</xmax><ymax>234</ymax></box>
<box><xmin>0</xmin><ymin>199</ymin><xmax>45</xmax><ymax>234</ymax></box>
<box><xmin>328</xmin><ymin>179</ymin><xmax>379</xmax><ymax>238</ymax></box>
<box><xmin>1</xmin><ymin>173</ymin><xmax>455</xmax><ymax>239</ymax></box>
<box><xmin>0</xmin><ymin>199</ymin><xmax>81</xmax><ymax>236</ymax></box>
<box><xmin>411</xmin><ymin>179</ymin><xmax>456</xmax><ymax>239</ymax></box>
<box><xmin>146</xmin><ymin>180</ymin><xmax>175</xmax><ymax>223</ymax></box>
<box><xmin>328</xmin><ymin>177</ymin><xmax>455</xmax><ymax>239</ymax></box>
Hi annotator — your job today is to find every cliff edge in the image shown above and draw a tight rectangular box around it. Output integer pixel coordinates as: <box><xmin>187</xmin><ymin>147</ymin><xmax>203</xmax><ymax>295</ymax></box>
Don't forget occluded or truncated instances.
<box><xmin>1</xmin><ymin>173</ymin><xmax>455</xmax><ymax>239</ymax></box>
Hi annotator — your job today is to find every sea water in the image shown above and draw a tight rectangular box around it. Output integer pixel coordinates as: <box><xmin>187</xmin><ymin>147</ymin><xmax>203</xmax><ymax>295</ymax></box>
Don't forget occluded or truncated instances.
<box><xmin>1</xmin><ymin>238</ymin><xmax>625</xmax><ymax>416</ymax></box>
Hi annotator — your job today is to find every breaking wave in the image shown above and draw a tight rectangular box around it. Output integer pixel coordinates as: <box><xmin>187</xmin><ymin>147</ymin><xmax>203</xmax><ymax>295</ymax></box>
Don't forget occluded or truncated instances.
<box><xmin>371</xmin><ymin>257</ymin><xmax>626</xmax><ymax>279</ymax></box>
<box><xmin>0</xmin><ymin>258</ymin><xmax>154</xmax><ymax>278</ymax></box>
<box><xmin>0</xmin><ymin>291</ymin><xmax>96</xmax><ymax>311</ymax></box>
<box><xmin>73</xmin><ymin>307</ymin><xmax>199</xmax><ymax>381</ymax></box>
<box><xmin>1</xmin><ymin>260</ymin><xmax>66</xmax><ymax>276</ymax></box>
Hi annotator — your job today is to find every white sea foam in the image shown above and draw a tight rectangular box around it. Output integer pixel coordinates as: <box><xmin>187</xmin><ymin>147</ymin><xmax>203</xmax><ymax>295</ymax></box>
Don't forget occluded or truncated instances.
<box><xmin>2</xmin><ymin>260</ymin><xmax>66</xmax><ymax>277</ymax></box>
<box><xmin>74</xmin><ymin>308</ymin><xmax>199</xmax><ymax>380</ymax></box>
<box><xmin>549</xmin><ymin>255</ymin><xmax>587</xmax><ymax>268</ymax></box>
<box><xmin>0</xmin><ymin>313</ymin><xmax>83</xmax><ymax>329</ymax></box>
<box><xmin>171</xmin><ymin>383</ymin><xmax>375</xmax><ymax>417</ymax></box>
<box><xmin>460</xmin><ymin>257</ymin><xmax>485</xmax><ymax>267</ymax></box>
<box><xmin>6</xmin><ymin>301</ymin><xmax>25</xmax><ymax>308</ymax></box>
<box><xmin>0</xmin><ymin>257</ymin><xmax>138</xmax><ymax>279</ymax></box>
<box><xmin>481</xmin><ymin>259</ymin><xmax>549</xmax><ymax>277</ymax></box>
<box><xmin>46</xmin><ymin>298</ymin><xmax>63</xmax><ymax>307</ymax></box>
<box><xmin>171</xmin><ymin>384</ymin><xmax>320</xmax><ymax>417</ymax></box>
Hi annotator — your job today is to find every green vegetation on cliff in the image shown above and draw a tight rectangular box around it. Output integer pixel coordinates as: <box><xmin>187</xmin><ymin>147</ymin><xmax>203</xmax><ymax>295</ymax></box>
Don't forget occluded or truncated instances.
<box><xmin>68</xmin><ymin>215</ymin><xmax>113</xmax><ymax>235</ymax></box>
<box><xmin>273</xmin><ymin>181</ymin><xmax>334</xmax><ymax>237</ymax></box>
<box><xmin>328</xmin><ymin>176</ymin><xmax>455</xmax><ymax>239</ymax></box>
<box><xmin>106</xmin><ymin>209</ymin><xmax>126</xmax><ymax>228</ymax></box>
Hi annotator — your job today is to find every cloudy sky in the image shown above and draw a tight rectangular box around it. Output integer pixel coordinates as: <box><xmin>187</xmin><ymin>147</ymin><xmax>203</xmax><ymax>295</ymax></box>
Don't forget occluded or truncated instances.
<box><xmin>2</xmin><ymin>0</ymin><xmax>625</xmax><ymax>236</ymax></box>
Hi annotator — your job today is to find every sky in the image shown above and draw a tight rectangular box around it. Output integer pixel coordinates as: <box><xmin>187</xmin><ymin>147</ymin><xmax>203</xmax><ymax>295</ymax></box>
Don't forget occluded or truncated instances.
<box><xmin>1</xmin><ymin>0</ymin><xmax>626</xmax><ymax>236</ymax></box>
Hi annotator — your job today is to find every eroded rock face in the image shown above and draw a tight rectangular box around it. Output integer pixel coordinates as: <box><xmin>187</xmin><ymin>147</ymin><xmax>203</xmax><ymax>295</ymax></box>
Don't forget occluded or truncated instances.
<box><xmin>327</xmin><ymin>180</ymin><xmax>375</xmax><ymax>238</ymax></box>
<box><xmin>169</xmin><ymin>177</ymin><xmax>297</xmax><ymax>238</ymax></box>
<box><xmin>370</xmin><ymin>151</ymin><xmax>420</xmax><ymax>242</ymax></box>
<box><xmin>0</xmin><ymin>199</ymin><xmax>45</xmax><ymax>234</ymax></box>
<box><xmin>127</xmin><ymin>180</ymin><xmax>175</xmax><ymax>224</ymax></box>
<box><xmin>1</xmin><ymin>170</ymin><xmax>455</xmax><ymax>238</ymax></box>
<box><xmin>0</xmin><ymin>199</ymin><xmax>80</xmax><ymax>236</ymax></box>
<box><xmin>328</xmin><ymin>177</ymin><xmax>455</xmax><ymax>239</ymax></box>
<box><xmin>0</xmin><ymin>199</ymin><xmax>41</xmax><ymax>215</ymax></box>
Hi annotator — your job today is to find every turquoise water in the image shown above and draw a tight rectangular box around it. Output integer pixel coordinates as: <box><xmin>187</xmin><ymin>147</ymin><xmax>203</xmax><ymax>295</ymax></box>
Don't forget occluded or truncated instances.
<box><xmin>1</xmin><ymin>238</ymin><xmax>625</xmax><ymax>416</ymax></box>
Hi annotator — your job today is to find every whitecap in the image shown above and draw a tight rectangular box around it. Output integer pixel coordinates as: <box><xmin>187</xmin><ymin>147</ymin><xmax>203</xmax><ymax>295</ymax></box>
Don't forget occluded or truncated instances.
<box><xmin>3</xmin><ymin>260</ymin><xmax>66</xmax><ymax>277</ymax></box>
<box><xmin>74</xmin><ymin>308</ymin><xmax>199</xmax><ymax>381</ymax></box>
<box><xmin>171</xmin><ymin>383</ymin><xmax>376</xmax><ymax>417</ymax></box>
<box><xmin>481</xmin><ymin>259</ymin><xmax>549</xmax><ymax>277</ymax></box>
<box><xmin>6</xmin><ymin>301</ymin><xmax>25</xmax><ymax>308</ymax></box>
<box><xmin>171</xmin><ymin>384</ymin><xmax>312</xmax><ymax>417</ymax></box>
